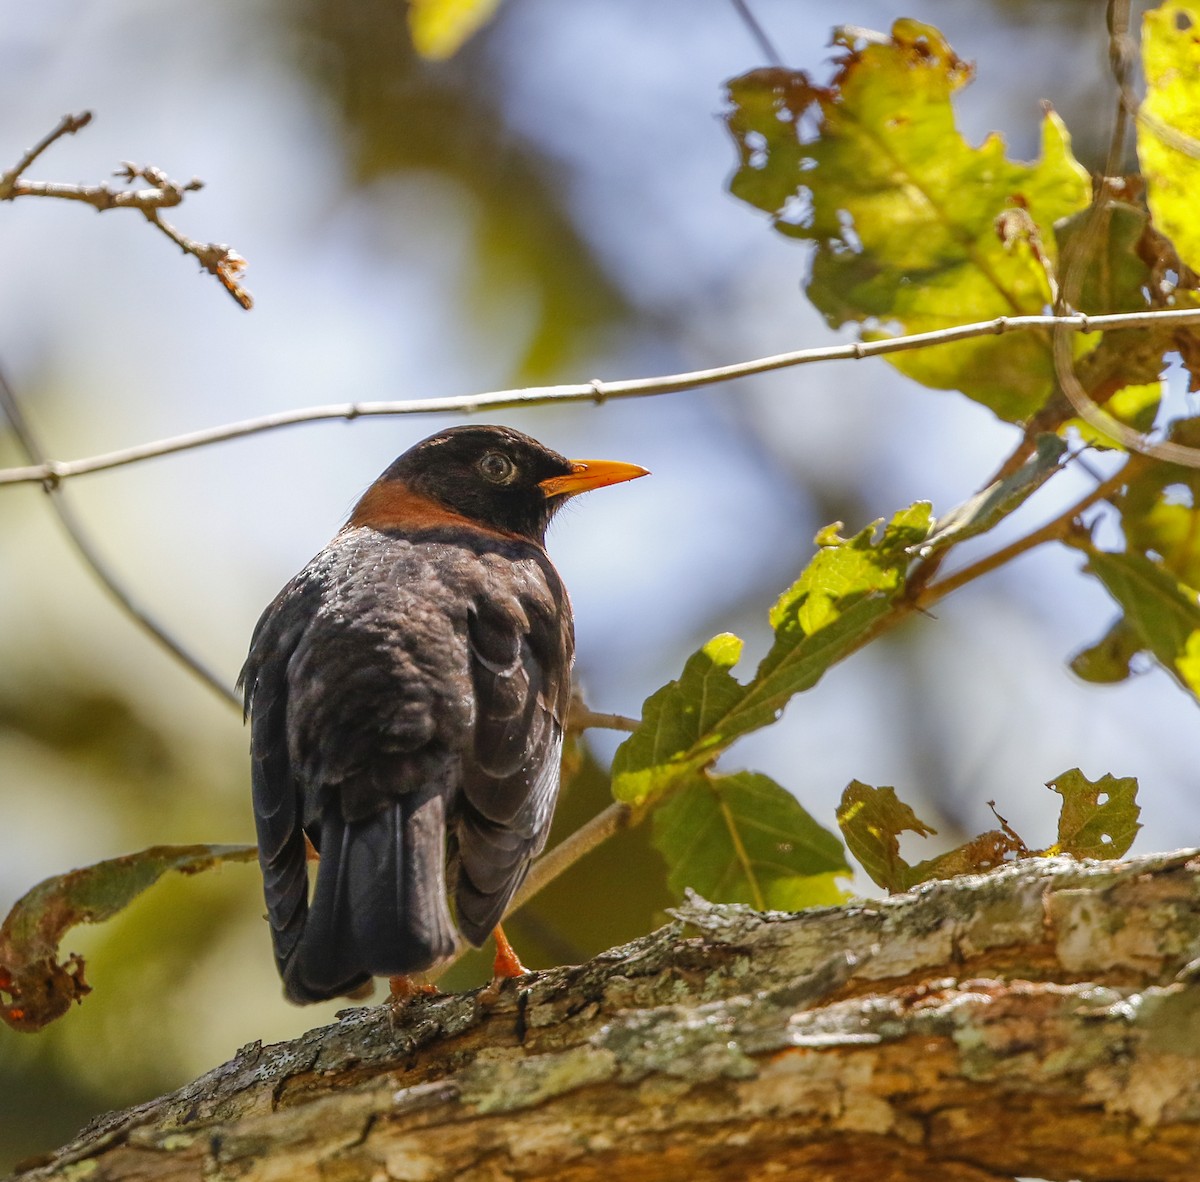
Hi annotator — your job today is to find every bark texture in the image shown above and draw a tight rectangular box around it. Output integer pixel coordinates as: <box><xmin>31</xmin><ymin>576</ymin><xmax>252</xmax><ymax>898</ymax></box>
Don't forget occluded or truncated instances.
<box><xmin>12</xmin><ymin>849</ymin><xmax>1200</xmax><ymax>1182</ymax></box>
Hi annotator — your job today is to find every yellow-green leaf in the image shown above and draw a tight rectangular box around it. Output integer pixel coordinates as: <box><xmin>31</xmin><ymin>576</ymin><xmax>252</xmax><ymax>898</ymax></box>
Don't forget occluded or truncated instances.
<box><xmin>653</xmin><ymin>772</ymin><xmax>848</xmax><ymax>911</ymax></box>
<box><xmin>407</xmin><ymin>0</ymin><xmax>503</xmax><ymax>60</ymax></box>
<box><xmin>1140</xmin><ymin>2</ymin><xmax>1200</xmax><ymax>272</ymax></box>
<box><xmin>724</xmin><ymin>20</ymin><xmax>1089</xmax><ymax>421</ymax></box>
<box><xmin>612</xmin><ymin>504</ymin><xmax>932</xmax><ymax>807</ymax></box>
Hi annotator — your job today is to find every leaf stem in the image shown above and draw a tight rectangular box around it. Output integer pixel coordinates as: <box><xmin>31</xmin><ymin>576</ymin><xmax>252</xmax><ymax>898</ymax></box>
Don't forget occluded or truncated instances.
<box><xmin>506</xmin><ymin>802</ymin><xmax>634</xmax><ymax>917</ymax></box>
<box><xmin>916</xmin><ymin>469</ymin><xmax>1127</xmax><ymax>610</ymax></box>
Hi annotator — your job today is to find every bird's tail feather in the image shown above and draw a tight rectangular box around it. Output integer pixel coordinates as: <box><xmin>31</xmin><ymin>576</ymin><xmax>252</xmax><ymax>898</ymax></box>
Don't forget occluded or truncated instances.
<box><xmin>282</xmin><ymin>789</ymin><xmax>458</xmax><ymax>1004</ymax></box>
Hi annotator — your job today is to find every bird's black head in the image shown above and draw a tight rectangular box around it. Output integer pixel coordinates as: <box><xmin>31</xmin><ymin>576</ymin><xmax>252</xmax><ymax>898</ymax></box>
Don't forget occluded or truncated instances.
<box><xmin>353</xmin><ymin>425</ymin><xmax>648</xmax><ymax>544</ymax></box>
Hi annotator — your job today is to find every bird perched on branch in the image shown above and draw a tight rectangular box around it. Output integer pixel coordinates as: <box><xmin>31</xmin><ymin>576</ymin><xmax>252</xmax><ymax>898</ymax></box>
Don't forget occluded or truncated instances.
<box><xmin>239</xmin><ymin>425</ymin><xmax>648</xmax><ymax>1003</ymax></box>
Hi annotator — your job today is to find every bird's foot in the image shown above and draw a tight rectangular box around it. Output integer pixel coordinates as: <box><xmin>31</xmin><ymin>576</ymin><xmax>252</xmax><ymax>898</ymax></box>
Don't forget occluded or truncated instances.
<box><xmin>478</xmin><ymin>925</ymin><xmax>530</xmax><ymax>1007</ymax></box>
<box><xmin>492</xmin><ymin>924</ymin><xmax>529</xmax><ymax>980</ymax></box>
<box><xmin>387</xmin><ymin>974</ymin><xmax>437</xmax><ymax>1010</ymax></box>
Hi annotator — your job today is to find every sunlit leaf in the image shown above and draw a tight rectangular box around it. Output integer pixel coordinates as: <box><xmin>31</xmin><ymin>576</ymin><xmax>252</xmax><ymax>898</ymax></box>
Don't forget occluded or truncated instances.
<box><xmin>612</xmin><ymin>504</ymin><xmax>932</xmax><ymax>807</ymax></box>
<box><xmin>407</xmin><ymin>0</ymin><xmax>503</xmax><ymax>60</ymax></box>
<box><xmin>0</xmin><ymin>844</ymin><xmax>257</xmax><ymax>1032</ymax></box>
<box><xmin>653</xmin><ymin>772</ymin><xmax>849</xmax><ymax>910</ymax></box>
<box><xmin>1140</xmin><ymin>2</ymin><xmax>1200</xmax><ymax>273</ymax></box>
<box><xmin>1044</xmin><ymin>768</ymin><xmax>1141</xmax><ymax>859</ymax></box>
<box><xmin>724</xmin><ymin>20</ymin><xmax>1090</xmax><ymax>421</ymax></box>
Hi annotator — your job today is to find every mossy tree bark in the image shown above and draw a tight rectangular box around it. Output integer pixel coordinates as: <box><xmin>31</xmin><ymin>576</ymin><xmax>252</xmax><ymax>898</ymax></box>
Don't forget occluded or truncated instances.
<box><xmin>12</xmin><ymin>849</ymin><xmax>1200</xmax><ymax>1182</ymax></box>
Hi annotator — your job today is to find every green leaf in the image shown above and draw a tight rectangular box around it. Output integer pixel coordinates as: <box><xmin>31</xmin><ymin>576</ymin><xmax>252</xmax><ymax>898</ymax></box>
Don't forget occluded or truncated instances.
<box><xmin>612</xmin><ymin>504</ymin><xmax>932</xmax><ymax>807</ymax></box>
<box><xmin>724</xmin><ymin>20</ymin><xmax>1090</xmax><ymax>421</ymax></box>
<box><xmin>1083</xmin><ymin>547</ymin><xmax>1200</xmax><ymax>698</ymax></box>
<box><xmin>836</xmin><ymin>781</ymin><xmax>937</xmax><ymax>893</ymax></box>
<box><xmin>0</xmin><ymin>844</ymin><xmax>257</xmax><ymax>1032</ymax></box>
<box><xmin>1045</xmin><ymin>769</ymin><xmax>1141</xmax><ymax>859</ymax></box>
<box><xmin>919</xmin><ymin>434</ymin><xmax>1067</xmax><ymax>556</ymax></box>
<box><xmin>407</xmin><ymin>0</ymin><xmax>503</xmax><ymax>59</ymax></box>
<box><xmin>1070</xmin><ymin>617</ymin><xmax>1142</xmax><ymax>684</ymax></box>
<box><xmin>1140</xmin><ymin>2</ymin><xmax>1200</xmax><ymax>273</ymax></box>
<box><xmin>653</xmin><ymin>772</ymin><xmax>849</xmax><ymax>910</ymax></box>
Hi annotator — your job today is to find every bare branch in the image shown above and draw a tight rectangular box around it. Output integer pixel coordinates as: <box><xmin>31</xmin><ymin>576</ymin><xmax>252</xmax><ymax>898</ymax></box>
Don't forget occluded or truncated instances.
<box><xmin>0</xmin><ymin>367</ymin><xmax>239</xmax><ymax>708</ymax></box>
<box><xmin>0</xmin><ymin>113</ymin><xmax>252</xmax><ymax>309</ymax></box>
<box><xmin>728</xmin><ymin>0</ymin><xmax>784</xmax><ymax>66</ymax></box>
<box><xmin>5</xmin><ymin>306</ymin><xmax>1200</xmax><ymax>489</ymax></box>
<box><xmin>0</xmin><ymin>110</ymin><xmax>92</xmax><ymax>198</ymax></box>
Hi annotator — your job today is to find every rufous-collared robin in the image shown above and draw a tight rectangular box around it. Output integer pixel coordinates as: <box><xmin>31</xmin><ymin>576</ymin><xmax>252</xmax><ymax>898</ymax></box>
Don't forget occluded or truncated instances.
<box><xmin>239</xmin><ymin>425</ymin><xmax>647</xmax><ymax>1003</ymax></box>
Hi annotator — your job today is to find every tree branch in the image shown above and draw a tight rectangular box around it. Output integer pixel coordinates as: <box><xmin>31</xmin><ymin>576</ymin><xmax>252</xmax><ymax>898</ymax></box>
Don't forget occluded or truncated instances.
<box><xmin>0</xmin><ymin>113</ymin><xmax>251</xmax><ymax>309</ymax></box>
<box><xmin>4</xmin><ymin>307</ymin><xmax>1200</xmax><ymax>488</ymax></box>
<box><xmin>0</xmin><ymin>368</ymin><xmax>239</xmax><ymax>707</ymax></box>
<box><xmin>14</xmin><ymin>849</ymin><xmax>1200</xmax><ymax>1181</ymax></box>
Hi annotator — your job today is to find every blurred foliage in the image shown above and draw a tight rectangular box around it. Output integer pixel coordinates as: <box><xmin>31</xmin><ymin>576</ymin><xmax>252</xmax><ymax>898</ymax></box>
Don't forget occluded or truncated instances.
<box><xmin>291</xmin><ymin>0</ymin><xmax>633</xmax><ymax>377</ymax></box>
<box><xmin>407</xmin><ymin>0</ymin><xmax>505</xmax><ymax>60</ymax></box>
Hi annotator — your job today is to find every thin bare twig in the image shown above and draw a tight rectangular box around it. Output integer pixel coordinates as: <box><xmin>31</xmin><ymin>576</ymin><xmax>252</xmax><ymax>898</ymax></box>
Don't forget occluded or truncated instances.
<box><xmin>5</xmin><ymin>306</ymin><xmax>1200</xmax><ymax>489</ymax></box>
<box><xmin>568</xmin><ymin>705</ymin><xmax>640</xmax><ymax>734</ymax></box>
<box><xmin>0</xmin><ymin>366</ymin><xmax>239</xmax><ymax>707</ymax></box>
<box><xmin>0</xmin><ymin>111</ymin><xmax>92</xmax><ymax>197</ymax></box>
<box><xmin>0</xmin><ymin>112</ymin><xmax>251</xmax><ymax>309</ymax></box>
<box><xmin>729</xmin><ymin>0</ymin><xmax>784</xmax><ymax>66</ymax></box>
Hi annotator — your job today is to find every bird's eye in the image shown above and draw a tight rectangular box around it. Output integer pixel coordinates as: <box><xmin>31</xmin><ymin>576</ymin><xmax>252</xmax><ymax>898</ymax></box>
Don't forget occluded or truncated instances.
<box><xmin>478</xmin><ymin>452</ymin><xmax>516</xmax><ymax>483</ymax></box>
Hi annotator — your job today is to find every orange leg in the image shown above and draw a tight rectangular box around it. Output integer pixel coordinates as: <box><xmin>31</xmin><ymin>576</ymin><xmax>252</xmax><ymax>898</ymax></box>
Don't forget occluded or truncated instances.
<box><xmin>491</xmin><ymin>923</ymin><xmax>529</xmax><ymax>980</ymax></box>
<box><xmin>388</xmin><ymin>974</ymin><xmax>438</xmax><ymax>1004</ymax></box>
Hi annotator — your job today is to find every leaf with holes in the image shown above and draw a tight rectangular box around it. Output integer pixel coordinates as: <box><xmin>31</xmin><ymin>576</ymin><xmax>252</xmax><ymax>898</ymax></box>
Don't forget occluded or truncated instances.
<box><xmin>1044</xmin><ymin>769</ymin><xmax>1140</xmax><ymax>859</ymax></box>
<box><xmin>653</xmin><ymin>772</ymin><xmax>849</xmax><ymax>910</ymax></box>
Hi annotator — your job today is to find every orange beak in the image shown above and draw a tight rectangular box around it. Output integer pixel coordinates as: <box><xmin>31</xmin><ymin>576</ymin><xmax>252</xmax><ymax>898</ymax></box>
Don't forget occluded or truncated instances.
<box><xmin>538</xmin><ymin>459</ymin><xmax>650</xmax><ymax>499</ymax></box>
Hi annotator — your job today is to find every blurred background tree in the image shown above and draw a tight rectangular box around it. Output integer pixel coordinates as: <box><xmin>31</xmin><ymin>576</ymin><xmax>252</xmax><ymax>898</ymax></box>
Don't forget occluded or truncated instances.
<box><xmin>1</xmin><ymin>0</ymin><xmax>1188</xmax><ymax>1169</ymax></box>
